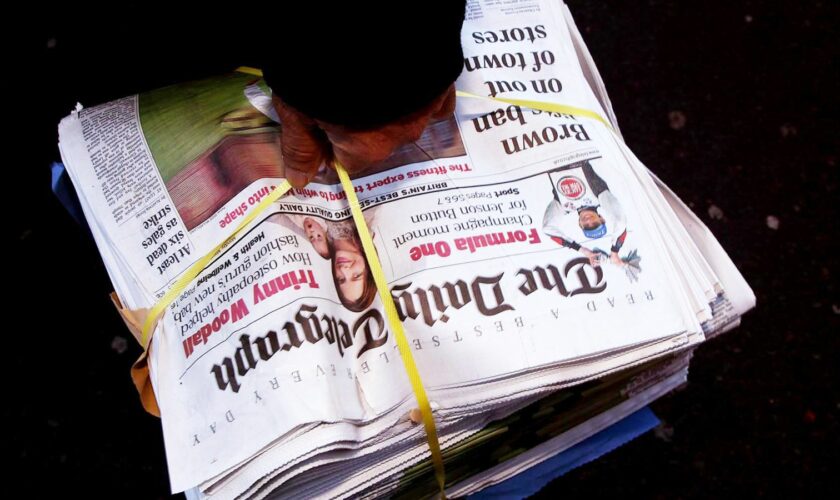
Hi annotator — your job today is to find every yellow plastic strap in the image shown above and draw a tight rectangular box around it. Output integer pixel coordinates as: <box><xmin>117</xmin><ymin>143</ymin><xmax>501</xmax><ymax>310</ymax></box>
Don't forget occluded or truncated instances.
<box><xmin>140</xmin><ymin>180</ymin><xmax>292</xmax><ymax>347</ymax></box>
<box><xmin>336</xmin><ymin>163</ymin><xmax>447</xmax><ymax>496</ymax></box>
<box><xmin>455</xmin><ymin>89</ymin><xmax>613</xmax><ymax>130</ymax></box>
<box><xmin>235</xmin><ymin>66</ymin><xmax>264</xmax><ymax>77</ymax></box>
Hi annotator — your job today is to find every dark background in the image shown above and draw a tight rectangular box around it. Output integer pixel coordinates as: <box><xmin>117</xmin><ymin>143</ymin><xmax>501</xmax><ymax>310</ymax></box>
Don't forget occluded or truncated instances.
<box><xmin>11</xmin><ymin>1</ymin><xmax>838</xmax><ymax>497</ymax></box>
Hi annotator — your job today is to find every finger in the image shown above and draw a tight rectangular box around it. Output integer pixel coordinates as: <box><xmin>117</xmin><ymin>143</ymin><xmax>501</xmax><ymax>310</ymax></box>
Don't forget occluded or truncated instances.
<box><xmin>318</xmin><ymin>83</ymin><xmax>457</xmax><ymax>173</ymax></box>
<box><xmin>322</xmin><ymin>128</ymin><xmax>399</xmax><ymax>173</ymax></box>
<box><xmin>394</xmin><ymin>114</ymin><xmax>431</xmax><ymax>144</ymax></box>
<box><xmin>431</xmin><ymin>84</ymin><xmax>457</xmax><ymax>120</ymax></box>
<box><xmin>331</xmin><ymin>136</ymin><xmax>395</xmax><ymax>172</ymax></box>
<box><xmin>272</xmin><ymin>96</ymin><xmax>330</xmax><ymax>187</ymax></box>
<box><xmin>322</xmin><ymin>113</ymin><xmax>433</xmax><ymax>172</ymax></box>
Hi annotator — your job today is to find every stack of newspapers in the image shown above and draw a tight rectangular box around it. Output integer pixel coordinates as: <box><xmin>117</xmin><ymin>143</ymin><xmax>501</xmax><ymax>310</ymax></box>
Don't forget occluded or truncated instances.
<box><xmin>56</xmin><ymin>0</ymin><xmax>754</xmax><ymax>498</ymax></box>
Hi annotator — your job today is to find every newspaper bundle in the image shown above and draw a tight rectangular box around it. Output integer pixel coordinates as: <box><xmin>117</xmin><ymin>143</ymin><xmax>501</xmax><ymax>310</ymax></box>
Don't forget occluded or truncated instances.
<box><xmin>57</xmin><ymin>0</ymin><xmax>754</xmax><ymax>497</ymax></box>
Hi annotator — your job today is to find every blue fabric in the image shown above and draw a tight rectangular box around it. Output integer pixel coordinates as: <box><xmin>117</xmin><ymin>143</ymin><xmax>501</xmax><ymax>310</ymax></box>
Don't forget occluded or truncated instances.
<box><xmin>51</xmin><ymin>162</ymin><xmax>86</xmax><ymax>226</ymax></box>
<box><xmin>582</xmin><ymin>223</ymin><xmax>608</xmax><ymax>239</ymax></box>
<box><xmin>469</xmin><ymin>407</ymin><xmax>659</xmax><ymax>499</ymax></box>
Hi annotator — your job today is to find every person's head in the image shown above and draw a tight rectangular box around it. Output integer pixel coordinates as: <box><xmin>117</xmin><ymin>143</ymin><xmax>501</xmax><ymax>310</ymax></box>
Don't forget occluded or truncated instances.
<box><xmin>303</xmin><ymin>217</ymin><xmax>329</xmax><ymax>258</ymax></box>
<box><xmin>330</xmin><ymin>235</ymin><xmax>377</xmax><ymax>312</ymax></box>
<box><xmin>578</xmin><ymin>208</ymin><xmax>607</xmax><ymax>238</ymax></box>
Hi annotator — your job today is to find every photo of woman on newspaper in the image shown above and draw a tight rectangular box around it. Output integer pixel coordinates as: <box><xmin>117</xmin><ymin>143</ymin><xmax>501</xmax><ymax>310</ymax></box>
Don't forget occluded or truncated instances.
<box><xmin>542</xmin><ymin>160</ymin><xmax>642</xmax><ymax>282</ymax></box>
<box><xmin>267</xmin><ymin>213</ymin><xmax>332</xmax><ymax>259</ymax></box>
<box><xmin>329</xmin><ymin>221</ymin><xmax>377</xmax><ymax>312</ymax></box>
<box><xmin>267</xmin><ymin>210</ymin><xmax>379</xmax><ymax>312</ymax></box>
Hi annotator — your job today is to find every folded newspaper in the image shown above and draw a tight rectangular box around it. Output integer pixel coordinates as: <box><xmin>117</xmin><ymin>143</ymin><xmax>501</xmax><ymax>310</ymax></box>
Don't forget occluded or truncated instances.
<box><xmin>57</xmin><ymin>1</ymin><xmax>754</xmax><ymax>497</ymax></box>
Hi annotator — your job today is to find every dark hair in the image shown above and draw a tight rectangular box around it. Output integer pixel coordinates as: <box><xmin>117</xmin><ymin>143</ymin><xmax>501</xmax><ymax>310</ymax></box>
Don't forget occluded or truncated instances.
<box><xmin>329</xmin><ymin>234</ymin><xmax>377</xmax><ymax>312</ymax></box>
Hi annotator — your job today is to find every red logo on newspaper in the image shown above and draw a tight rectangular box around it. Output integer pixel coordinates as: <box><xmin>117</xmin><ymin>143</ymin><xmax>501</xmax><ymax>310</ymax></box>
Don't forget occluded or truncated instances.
<box><xmin>557</xmin><ymin>176</ymin><xmax>585</xmax><ymax>200</ymax></box>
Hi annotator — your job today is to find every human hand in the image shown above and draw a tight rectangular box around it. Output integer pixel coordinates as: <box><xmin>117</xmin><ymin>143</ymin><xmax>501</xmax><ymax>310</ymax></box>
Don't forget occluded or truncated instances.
<box><xmin>610</xmin><ymin>251</ymin><xmax>624</xmax><ymax>267</ymax></box>
<box><xmin>580</xmin><ymin>247</ymin><xmax>600</xmax><ymax>267</ymax></box>
<box><xmin>272</xmin><ymin>84</ymin><xmax>457</xmax><ymax>187</ymax></box>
